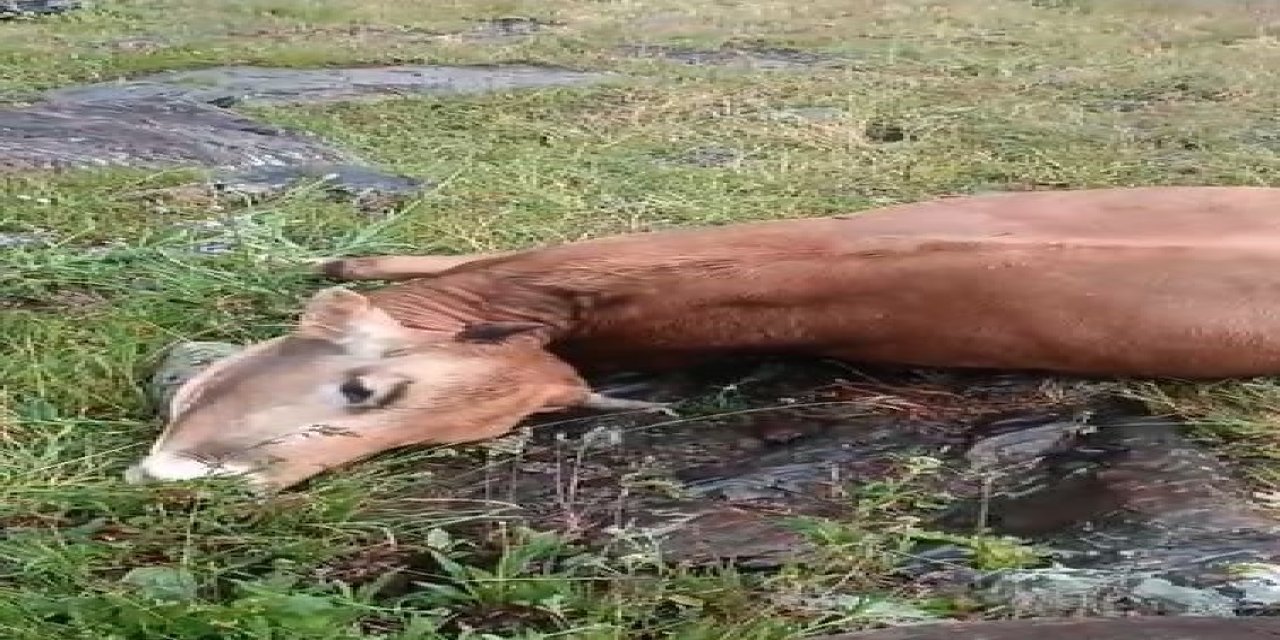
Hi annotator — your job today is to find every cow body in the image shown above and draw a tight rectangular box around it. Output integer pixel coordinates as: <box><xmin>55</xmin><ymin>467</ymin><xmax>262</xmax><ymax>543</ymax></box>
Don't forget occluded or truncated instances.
<box><xmin>363</xmin><ymin>186</ymin><xmax>1280</xmax><ymax>378</ymax></box>
<box><xmin>128</xmin><ymin>185</ymin><xmax>1280</xmax><ymax>488</ymax></box>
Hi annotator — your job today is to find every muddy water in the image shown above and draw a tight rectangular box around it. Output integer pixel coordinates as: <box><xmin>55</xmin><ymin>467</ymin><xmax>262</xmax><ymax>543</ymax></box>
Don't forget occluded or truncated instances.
<box><xmin>410</xmin><ymin>359</ymin><xmax>1280</xmax><ymax>614</ymax></box>
<box><xmin>818</xmin><ymin>617</ymin><xmax>1280</xmax><ymax>640</ymax></box>
<box><xmin>0</xmin><ymin>64</ymin><xmax>610</xmax><ymax>201</ymax></box>
<box><xmin>419</xmin><ymin>361</ymin><xmax>1090</xmax><ymax>559</ymax></box>
<box><xmin>46</xmin><ymin>65</ymin><xmax>612</xmax><ymax>107</ymax></box>
<box><xmin>152</xmin><ymin>344</ymin><xmax>1280</xmax><ymax>615</ymax></box>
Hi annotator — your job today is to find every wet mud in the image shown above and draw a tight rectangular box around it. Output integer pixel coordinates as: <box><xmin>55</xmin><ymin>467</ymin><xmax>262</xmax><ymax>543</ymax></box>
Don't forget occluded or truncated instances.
<box><xmin>0</xmin><ymin>65</ymin><xmax>610</xmax><ymax>200</ymax></box>
<box><xmin>816</xmin><ymin>616</ymin><xmax>1280</xmax><ymax>640</ymax></box>
<box><xmin>152</xmin><ymin>342</ymin><xmax>1280</xmax><ymax>617</ymax></box>
<box><xmin>45</xmin><ymin>65</ymin><xmax>612</xmax><ymax>108</ymax></box>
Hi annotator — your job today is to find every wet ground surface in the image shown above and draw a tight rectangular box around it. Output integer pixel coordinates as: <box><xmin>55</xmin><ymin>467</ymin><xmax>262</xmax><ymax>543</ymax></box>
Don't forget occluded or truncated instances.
<box><xmin>817</xmin><ymin>616</ymin><xmax>1280</xmax><ymax>640</ymax></box>
<box><xmin>0</xmin><ymin>65</ymin><xmax>611</xmax><ymax>201</ymax></box>
<box><xmin>425</xmin><ymin>358</ymin><xmax>1280</xmax><ymax>616</ymax></box>
<box><xmin>151</xmin><ymin>344</ymin><xmax>1280</xmax><ymax>617</ymax></box>
<box><xmin>0</xmin><ymin>45</ymin><xmax>847</xmax><ymax>201</ymax></box>
<box><xmin>0</xmin><ymin>0</ymin><xmax>79</xmax><ymax>19</ymax></box>
<box><xmin>211</xmin><ymin>163</ymin><xmax>432</xmax><ymax>212</ymax></box>
<box><xmin>0</xmin><ymin>98</ymin><xmax>356</xmax><ymax>173</ymax></box>
<box><xmin>45</xmin><ymin>65</ymin><xmax>613</xmax><ymax>108</ymax></box>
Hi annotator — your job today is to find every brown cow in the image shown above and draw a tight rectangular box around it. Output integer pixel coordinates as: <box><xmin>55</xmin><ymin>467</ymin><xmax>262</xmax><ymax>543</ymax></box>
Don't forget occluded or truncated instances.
<box><xmin>125</xmin><ymin>186</ymin><xmax>1280</xmax><ymax>489</ymax></box>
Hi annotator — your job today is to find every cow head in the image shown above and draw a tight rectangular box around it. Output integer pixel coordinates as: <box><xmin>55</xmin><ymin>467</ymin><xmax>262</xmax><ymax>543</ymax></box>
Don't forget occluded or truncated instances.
<box><xmin>124</xmin><ymin>287</ymin><xmax>597</xmax><ymax>490</ymax></box>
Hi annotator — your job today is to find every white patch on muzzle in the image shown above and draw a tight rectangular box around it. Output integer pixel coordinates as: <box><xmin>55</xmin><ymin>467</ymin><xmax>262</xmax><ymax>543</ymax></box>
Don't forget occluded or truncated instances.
<box><xmin>123</xmin><ymin>451</ymin><xmax>254</xmax><ymax>484</ymax></box>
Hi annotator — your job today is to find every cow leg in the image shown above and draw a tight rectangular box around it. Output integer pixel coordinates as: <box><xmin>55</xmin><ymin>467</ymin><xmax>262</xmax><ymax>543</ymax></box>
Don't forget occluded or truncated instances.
<box><xmin>314</xmin><ymin>252</ymin><xmax>513</xmax><ymax>281</ymax></box>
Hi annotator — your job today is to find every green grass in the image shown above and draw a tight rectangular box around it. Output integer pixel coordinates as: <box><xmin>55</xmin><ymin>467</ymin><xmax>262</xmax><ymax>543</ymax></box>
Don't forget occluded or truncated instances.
<box><xmin>5</xmin><ymin>0</ymin><xmax>1280</xmax><ymax>637</ymax></box>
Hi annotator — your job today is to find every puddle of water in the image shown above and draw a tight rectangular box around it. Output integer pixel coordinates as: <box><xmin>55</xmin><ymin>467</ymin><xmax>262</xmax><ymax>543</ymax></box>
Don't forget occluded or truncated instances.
<box><xmin>151</xmin><ymin>345</ymin><xmax>1280</xmax><ymax>614</ymax></box>
<box><xmin>817</xmin><ymin>616</ymin><xmax>1280</xmax><ymax>640</ymax></box>
<box><xmin>47</xmin><ymin>65</ymin><xmax>614</xmax><ymax>107</ymax></box>
<box><xmin>0</xmin><ymin>0</ymin><xmax>80</xmax><ymax>19</ymax></box>
<box><xmin>0</xmin><ymin>98</ymin><xmax>353</xmax><ymax>172</ymax></box>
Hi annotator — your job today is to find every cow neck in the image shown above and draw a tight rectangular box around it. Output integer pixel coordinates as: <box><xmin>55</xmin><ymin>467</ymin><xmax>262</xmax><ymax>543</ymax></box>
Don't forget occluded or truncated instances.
<box><xmin>360</xmin><ymin>239</ymin><xmax>793</xmax><ymax>340</ymax></box>
<box><xmin>363</xmin><ymin>268</ymin><xmax>579</xmax><ymax>337</ymax></box>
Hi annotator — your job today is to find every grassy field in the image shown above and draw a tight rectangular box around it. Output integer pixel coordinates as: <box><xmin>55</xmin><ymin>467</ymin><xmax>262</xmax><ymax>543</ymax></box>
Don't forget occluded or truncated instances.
<box><xmin>5</xmin><ymin>0</ymin><xmax>1280</xmax><ymax>637</ymax></box>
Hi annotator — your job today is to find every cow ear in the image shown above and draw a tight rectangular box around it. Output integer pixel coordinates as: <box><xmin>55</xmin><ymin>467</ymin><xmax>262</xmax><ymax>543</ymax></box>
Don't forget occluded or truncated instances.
<box><xmin>296</xmin><ymin>287</ymin><xmax>413</xmax><ymax>357</ymax></box>
<box><xmin>454</xmin><ymin>322</ymin><xmax>549</xmax><ymax>344</ymax></box>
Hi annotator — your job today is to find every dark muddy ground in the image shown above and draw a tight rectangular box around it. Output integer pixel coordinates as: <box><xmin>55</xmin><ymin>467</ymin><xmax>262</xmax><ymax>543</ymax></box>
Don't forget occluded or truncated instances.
<box><xmin>0</xmin><ymin>64</ymin><xmax>613</xmax><ymax>203</ymax></box>
<box><xmin>818</xmin><ymin>616</ymin><xmax>1280</xmax><ymax>640</ymax></box>
<box><xmin>0</xmin><ymin>0</ymin><xmax>78</xmax><ymax>20</ymax></box>
<box><xmin>415</xmin><ymin>359</ymin><xmax>1280</xmax><ymax>618</ymax></box>
<box><xmin>0</xmin><ymin>50</ymin><xmax>840</xmax><ymax>208</ymax></box>
<box><xmin>44</xmin><ymin>65</ymin><xmax>614</xmax><ymax>108</ymax></box>
<box><xmin>154</xmin><ymin>344</ymin><xmax>1280</xmax><ymax>619</ymax></box>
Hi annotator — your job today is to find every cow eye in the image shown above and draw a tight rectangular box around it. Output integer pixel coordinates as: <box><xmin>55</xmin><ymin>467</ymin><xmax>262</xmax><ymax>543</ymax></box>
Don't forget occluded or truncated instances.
<box><xmin>339</xmin><ymin>377</ymin><xmax>375</xmax><ymax>405</ymax></box>
<box><xmin>338</xmin><ymin>374</ymin><xmax>410</xmax><ymax>409</ymax></box>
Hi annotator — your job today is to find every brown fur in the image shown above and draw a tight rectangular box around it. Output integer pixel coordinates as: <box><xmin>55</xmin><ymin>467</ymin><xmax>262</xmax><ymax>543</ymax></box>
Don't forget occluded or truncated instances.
<box><xmin>362</xmin><ymin>185</ymin><xmax>1280</xmax><ymax>378</ymax></box>
<box><xmin>128</xmin><ymin>186</ymin><xmax>1280</xmax><ymax>489</ymax></box>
